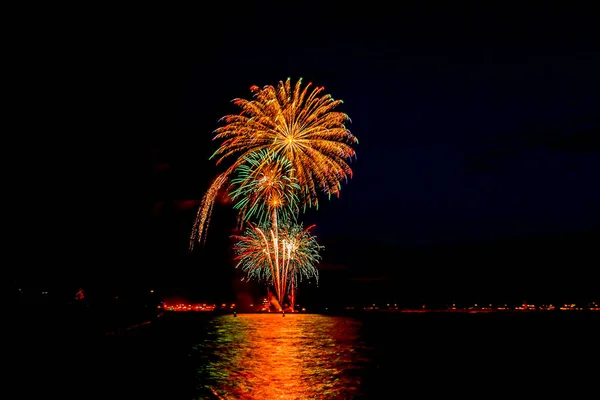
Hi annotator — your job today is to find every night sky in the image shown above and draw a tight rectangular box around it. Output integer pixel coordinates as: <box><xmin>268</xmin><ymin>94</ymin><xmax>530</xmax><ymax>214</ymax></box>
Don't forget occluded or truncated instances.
<box><xmin>12</xmin><ymin>4</ymin><xmax>598</xmax><ymax>306</ymax></box>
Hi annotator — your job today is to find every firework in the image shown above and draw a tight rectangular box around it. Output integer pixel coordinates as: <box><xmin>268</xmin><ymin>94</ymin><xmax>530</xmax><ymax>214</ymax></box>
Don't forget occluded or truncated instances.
<box><xmin>189</xmin><ymin>172</ymin><xmax>230</xmax><ymax>247</ymax></box>
<box><xmin>229</xmin><ymin>149</ymin><xmax>301</xmax><ymax>228</ymax></box>
<box><xmin>232</xmin><ymin>221</ymin><xmax>322</xmax><ymax>308</ymax></box>
<box><xmin>212</xmin><ymin>77</ymin><xmax>358</xmax><ymax>206</ymax></box>
<box><xmin>190</xmin><ymin>77</ymin><xmax>357</xmax><ymax>248</ymax></box>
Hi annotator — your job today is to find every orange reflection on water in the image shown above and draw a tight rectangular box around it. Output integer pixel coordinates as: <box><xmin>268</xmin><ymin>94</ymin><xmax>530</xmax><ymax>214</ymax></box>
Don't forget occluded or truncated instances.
<box><xmin>192</xmin><ymin>314</ymin><xmax>370</xmax><ymax>399</ymax></box>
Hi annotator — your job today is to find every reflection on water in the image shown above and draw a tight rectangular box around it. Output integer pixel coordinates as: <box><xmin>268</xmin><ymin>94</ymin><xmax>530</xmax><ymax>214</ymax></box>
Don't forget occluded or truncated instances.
<box><xmin>192</xmin><ymin>314</ymin><xmax>371</xmax><ymax>399</ymax></box>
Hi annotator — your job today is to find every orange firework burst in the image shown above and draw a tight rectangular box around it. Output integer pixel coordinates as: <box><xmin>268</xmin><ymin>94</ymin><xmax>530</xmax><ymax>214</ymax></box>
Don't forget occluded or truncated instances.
<box><xmin>190</xmin><ymin>77</ymin><xmax>358</xmax><ymax>249</ymax></box>
<box><xmin>212</xmin><ymin>77</ymin><xmax>358</xmax><ymax>206</ymax></box>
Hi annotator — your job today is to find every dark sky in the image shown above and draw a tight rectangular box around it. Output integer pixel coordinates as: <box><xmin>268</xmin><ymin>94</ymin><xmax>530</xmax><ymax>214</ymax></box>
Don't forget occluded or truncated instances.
<box><xmin>11</xmin><ymin>4</ymin><xmax>599</xmax><ymax>305</ymax></box>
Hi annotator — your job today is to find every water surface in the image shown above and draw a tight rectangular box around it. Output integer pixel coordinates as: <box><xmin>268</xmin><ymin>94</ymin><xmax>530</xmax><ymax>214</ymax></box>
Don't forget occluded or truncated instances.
<box><xmin>192</xmin><ymin>314</ymin><xmax>370</xmax><ymax>398</ymax></box>
<box><xmin>14</xmin><ymin>310</ymin><xmax>599</xmax><ymax>399</ymax></box>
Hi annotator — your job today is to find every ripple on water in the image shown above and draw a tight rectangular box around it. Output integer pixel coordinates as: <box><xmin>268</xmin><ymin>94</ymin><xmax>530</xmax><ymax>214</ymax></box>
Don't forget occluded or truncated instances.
<box><xmin>191</xmin><ymin>314</ymin><xmax>371</xmax><ymax>399</ymax></box>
